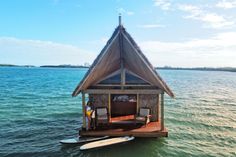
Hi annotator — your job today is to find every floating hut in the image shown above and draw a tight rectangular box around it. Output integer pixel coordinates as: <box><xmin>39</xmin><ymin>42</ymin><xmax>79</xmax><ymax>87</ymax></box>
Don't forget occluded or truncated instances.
<box><xmin>72</xmin><ymin>16</ymin><xmax>174</xmax><ymax>137</ymax></box>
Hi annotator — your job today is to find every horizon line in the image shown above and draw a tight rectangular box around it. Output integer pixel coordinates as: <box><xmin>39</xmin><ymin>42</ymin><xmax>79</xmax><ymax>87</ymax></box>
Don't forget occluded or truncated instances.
<box><xmin>1</xmin><ymin>63</ymin><xmax>236</xmax><ymax>69</ymax></box>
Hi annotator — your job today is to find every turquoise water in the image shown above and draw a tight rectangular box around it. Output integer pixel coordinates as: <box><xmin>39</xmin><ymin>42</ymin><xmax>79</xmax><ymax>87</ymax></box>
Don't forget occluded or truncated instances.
<box><xmin>0</xmin><ymin>67</ymin><xmax>235</xmax><ymax>157</ymax></box>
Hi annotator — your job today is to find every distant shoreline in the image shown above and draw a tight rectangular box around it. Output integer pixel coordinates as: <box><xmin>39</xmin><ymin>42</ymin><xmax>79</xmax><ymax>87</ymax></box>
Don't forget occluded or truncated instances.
<box><xmin>0</xmin><ymin>64</ymin><xmax>236</xmax><ymax>72</ymax></box>
<box><xmin>156</xmin><ymin>67</ymin><xmax>236</xmax><ymax>72</ymax></box>
<box><xmin>0</xmin><ymin>64</ymin><xmax>89</xmax><ymax>68</ymax></box>
<box><xmin>40</xmin><ymin>65</ymin><xmax>89</xmax><ymax>68</ymax></box>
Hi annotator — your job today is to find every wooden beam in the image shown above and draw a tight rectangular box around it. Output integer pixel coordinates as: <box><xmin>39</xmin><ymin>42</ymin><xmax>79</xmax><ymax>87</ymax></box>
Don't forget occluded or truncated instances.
<box><xmin>161</xmin><ymin>93</ymin><xmax>164</xmax><ymax>131</ymax></box>
<box><xmin>82</xmin><ymin>91</ymin><xmax>86</xmax><ymax>129</ymax></box>
<box><xmin>137</xmin><ymin>93</ymin><xmax>139</xmax><ymax>113</ymax></box>
<box><xmin>157</xmin><ymin>94</ymin><xmax>159</xmax><ymax>122</ymax></box>
<box><xmin>121</xmin><ymin>68</ymin><xmax>125</xmax><ymax>88</ymax></box>
<box><xmin>93</xmin><ymin>69</ymin><xmax>121</xmax><ymax>85</ymax></box>
<box><xmin>126</xmin><ymin>69</ymin><xmax>154</xmax><ymax>86</ymax></box>
<box><xmin>119</xmin><ymin>26</ymin><xmax>125</xmax><ymax>89</ymax></box>
<box><xmin>80</xmin><ymin>129</ymin><xmax>168</xmax><ymax>138</ymax></box>
<box><xmin>108</xmin><ymin>93</ymin><xmax>111</xmax><ymax>122</ymax></box>
<box><xmin>94</xmin><ymin>84</ymin><xmax>152</xmax><ymax>87</ymax></box>
<box><xmin>84</xmin><ymin>89</ymin><xmax>163</xmax><ymax>94</ymax></box>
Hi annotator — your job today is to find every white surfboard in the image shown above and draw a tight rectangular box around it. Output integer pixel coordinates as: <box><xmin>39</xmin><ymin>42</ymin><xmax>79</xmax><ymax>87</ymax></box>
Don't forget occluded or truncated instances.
<box><xmin>60</xmin><ymin>136</ymin><xmax>109</xmax><ymax>144</ymax></box>
<box><xmin>80</xmin><ymin>136</ymin><xmax>135</xmax><ymax>150</ymax></box>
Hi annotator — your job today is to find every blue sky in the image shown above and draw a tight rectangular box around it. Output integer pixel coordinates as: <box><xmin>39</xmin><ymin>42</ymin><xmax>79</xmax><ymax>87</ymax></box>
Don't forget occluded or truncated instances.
<box><xmin>0</xmin><ymin>0</ymin><xmax>236</xmax><ymax>67</ymax></box>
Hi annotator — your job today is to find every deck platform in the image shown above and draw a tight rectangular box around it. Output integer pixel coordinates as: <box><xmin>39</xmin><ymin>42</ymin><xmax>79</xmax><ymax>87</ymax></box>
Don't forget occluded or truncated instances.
<box><xmin>79</xmin><ymin>116</ymin><xmax>168</xmax><ymax>138</ymax></box>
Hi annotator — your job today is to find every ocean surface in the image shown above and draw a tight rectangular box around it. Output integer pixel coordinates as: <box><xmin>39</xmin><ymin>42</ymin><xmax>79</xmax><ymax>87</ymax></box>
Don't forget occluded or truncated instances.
<box><xmin>0</xmin><ymin>67</ymin><xmax>235</xmax><ymax>157</ymax></box>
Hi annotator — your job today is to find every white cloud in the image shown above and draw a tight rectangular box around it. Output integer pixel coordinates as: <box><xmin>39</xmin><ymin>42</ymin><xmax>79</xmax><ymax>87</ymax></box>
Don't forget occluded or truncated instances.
<box><xmin>201</xmin><ymin>13</ymin><xmax>234</xmax><ymax>28</ymax></box>
<box><xmin>216</xmin><ymin>0</ymin><xmax>236</xmax><ymax>9</ymax></box>
<box><xmin>137</xmin><ymin>24</ymin><xmax>165</xmax><ymax>28</ymax></box>
<box><xmin>178</xmin><ymin>4</ymin><xmax>201</xmax><ymax>17</ymax></box>
<box><xmin>153</xmin><ymin>0</ymin><xmax>171</xmax><ymax>10</ymax></box>
<box><xmin>139</xmin><ymin>32</ymin><xmax>236</xmax><ymax>67</ymax></box>
<box><xmin>117</xmin><ymin>8</ymin><xmax>134</xmax><ymax>16</ymax></box>
<box><xmin>0</xmin><ymin>37</ymin><xmax>96</xmax><ymax>66</ymax></box>
<box><xmin>178</xmin><ymin>4</ymin><xmax>235</xmax><ymax>29</ymax></box>
<box><xmin>1</xmin><ymin>32</ymin><xmax>236</xmax><ymax>68</ymax></box>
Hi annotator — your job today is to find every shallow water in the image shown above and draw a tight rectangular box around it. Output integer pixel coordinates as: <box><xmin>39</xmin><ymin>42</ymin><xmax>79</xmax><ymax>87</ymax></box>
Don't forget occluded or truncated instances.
<box><xmin>0</xmin><ymin>67</ymin><xmax>235</xmax><ymax>157</ymax></box>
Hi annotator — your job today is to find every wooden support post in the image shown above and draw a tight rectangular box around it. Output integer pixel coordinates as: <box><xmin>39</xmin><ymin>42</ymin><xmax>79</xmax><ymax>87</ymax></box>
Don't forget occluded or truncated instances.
<box><xmin>136</xmin><ymin>93</ymin><xmax>139</xmax><ymax>113</ymax></box>
<box><xmin>121</xmin><ymin>68</ymin><xmax>125</xmax><ymax>88</ymax></box>
<box><xmin>82</xmin><ymin>91</ymin><xmax>86</xmax><ymax>129</ymax></box>
<box><xmin>108</xmin><ymin>93</ymin><xmax>111</xmax><ymax>122</ymax></box>
<box><xmin>157</xmin><ymin>94</ymin><xmax>159</xmax><ymax>122</ymax></box>
<box><xmin>161</xmin><ymin>93</ymin><xmax>164</xmax><ymax>131</ymax></box>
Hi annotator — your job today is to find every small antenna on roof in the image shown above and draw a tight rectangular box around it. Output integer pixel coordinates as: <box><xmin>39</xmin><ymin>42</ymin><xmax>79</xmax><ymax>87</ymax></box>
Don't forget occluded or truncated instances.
<box><xmin>119</xmin><ymin>14</ymin><xmax>122</xmax><ymax>26</ymax></box>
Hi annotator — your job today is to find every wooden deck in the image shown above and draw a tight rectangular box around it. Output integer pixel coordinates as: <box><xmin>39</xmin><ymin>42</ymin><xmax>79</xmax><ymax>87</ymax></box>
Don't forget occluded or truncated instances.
<box><xmin>79</xmin><ymin>115</ymin><xmax>168</xmax><ymax>138</ymax></box>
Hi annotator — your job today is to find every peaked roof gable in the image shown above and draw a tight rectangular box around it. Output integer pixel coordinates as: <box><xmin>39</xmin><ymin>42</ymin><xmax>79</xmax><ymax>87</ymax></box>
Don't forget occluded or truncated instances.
<box><xmin>72</xmin><ymin>18</ymin><xmax>174</xmax><ymax>97</ymax></box>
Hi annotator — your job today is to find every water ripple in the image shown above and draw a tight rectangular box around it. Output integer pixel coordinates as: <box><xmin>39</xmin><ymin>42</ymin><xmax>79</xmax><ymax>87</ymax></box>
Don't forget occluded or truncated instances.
<box><xmin>0</xmin><ymin>68</ymin><xmax>236</xmax><ymax>157</ymax></box>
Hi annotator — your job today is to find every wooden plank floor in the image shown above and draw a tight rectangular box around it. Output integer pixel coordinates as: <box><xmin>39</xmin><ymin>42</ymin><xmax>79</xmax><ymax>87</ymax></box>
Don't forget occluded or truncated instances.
<box><xmin>80</xmin><ymin>115</ymin><xmax>168</xmax><ymax>137</ymax></box>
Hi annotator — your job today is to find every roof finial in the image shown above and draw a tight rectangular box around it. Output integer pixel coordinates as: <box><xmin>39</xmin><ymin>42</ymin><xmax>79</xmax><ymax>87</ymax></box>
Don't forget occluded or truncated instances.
<box><xmin>119</xmin><ymin>14</ymin><xmax>122</xmax><ymax>26</ymax></box>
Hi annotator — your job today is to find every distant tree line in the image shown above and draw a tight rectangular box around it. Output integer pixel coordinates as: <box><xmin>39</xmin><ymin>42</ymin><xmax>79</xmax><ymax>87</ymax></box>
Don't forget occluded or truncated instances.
<box><xmin>156</xmin><ymin>66</ymin><xmax>236</xmax><ymax>72</ymax></box>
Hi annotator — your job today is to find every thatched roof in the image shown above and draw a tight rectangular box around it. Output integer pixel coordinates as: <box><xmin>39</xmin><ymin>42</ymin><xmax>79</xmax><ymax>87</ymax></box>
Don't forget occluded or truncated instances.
<box><xmin>72</xmin><ymin>16</ymin><xmax>174</xmax><ymax>98</ymax></box>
